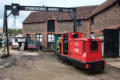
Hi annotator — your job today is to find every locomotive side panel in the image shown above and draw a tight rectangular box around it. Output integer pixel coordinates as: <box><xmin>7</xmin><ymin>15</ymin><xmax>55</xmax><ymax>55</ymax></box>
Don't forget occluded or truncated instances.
<box><xmin>69</xmin><ymin>40</ymin><xmax>84</xmax><ymax>60</ymax></box>
<box><xmin>85</xmin><ymin>41</ymin><xmax>102</xmax><ymax>62</ymax></box>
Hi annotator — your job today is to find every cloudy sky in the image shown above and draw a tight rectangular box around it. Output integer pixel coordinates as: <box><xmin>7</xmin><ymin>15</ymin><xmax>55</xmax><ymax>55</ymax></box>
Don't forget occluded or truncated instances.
<box><xmin>0</xmin><ymin>0</ymin><xmax>106</xmax><ymax>29</ymax></box>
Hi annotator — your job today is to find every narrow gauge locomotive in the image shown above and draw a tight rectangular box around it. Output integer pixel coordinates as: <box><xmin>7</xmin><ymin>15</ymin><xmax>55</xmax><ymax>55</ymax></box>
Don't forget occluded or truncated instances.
<box><xmin>55</xmin><ymin>32</ymin><xmax>105</xmax><ymax>73</ymax></box>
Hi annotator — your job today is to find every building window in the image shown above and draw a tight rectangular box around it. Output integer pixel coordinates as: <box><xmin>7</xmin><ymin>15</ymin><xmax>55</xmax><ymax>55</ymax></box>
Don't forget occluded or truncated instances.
<box><xmin>77</xmin><ymin>20</ymin><xmax>82</xmax><ymax>26</ymax></box>
<box><xmin>47</xmin><ymin>20</ymin><xmax>55</xmax><ymax>32</ymax></box>
<box><xmin>91</xmin><ymin>17</ymin><xmax>94</xmax><ymax>25</ymax></box>
<box><xmin>48</xmin><ymin>34</ymin><xmax>54</xmax><ymax>42</ymax></box>
<box><xmin>36</xmin><ymin>34</ymin><xmax>42</xmax><ymax>42</ymax></box>
<box><xmin>27</xmin><ymin>34</ymin><xmax>31</xmax><ymax>41</ymax></box>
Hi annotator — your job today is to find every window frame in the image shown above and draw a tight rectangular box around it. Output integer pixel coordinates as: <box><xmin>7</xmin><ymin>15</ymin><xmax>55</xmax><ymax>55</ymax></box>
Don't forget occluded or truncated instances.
<box><xmin>47</xmin><ymin>34</ymin><xmax>54</xmax><ymax>42</ymax></box>
<box><xmin>47</xmin><ymin>20</ymin><xmax>55</xmax><ymax>32</ymax></box>
<box><xmin>27</xmin><ymin>34</ymin><xmax>31</xmax><ymax>41</ymax></box>
<box><xmin>77</xmin><ymin>20</ymin><xmax>82</xmax><ymax>26</ymax></box>
<box><xmin>91</xmin><ymin>17</ymin><xmax>94</xmax><ymax>25</ymax></box>
<box><xmin>36</xmin><ymin>34</ymin><xmax>43</xmax><ymax>42</ymax></box>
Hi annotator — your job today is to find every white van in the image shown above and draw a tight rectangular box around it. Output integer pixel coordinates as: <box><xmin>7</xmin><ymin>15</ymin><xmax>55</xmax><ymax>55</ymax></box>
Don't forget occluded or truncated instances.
<box><xmin>12</xmin><ymin>34</ymin><xmax>26</xmax><ymax>49</ymax></box>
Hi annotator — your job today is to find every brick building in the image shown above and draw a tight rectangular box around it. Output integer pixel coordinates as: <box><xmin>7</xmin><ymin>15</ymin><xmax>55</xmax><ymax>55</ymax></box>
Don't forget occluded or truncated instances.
<box><xmin>23</xmin><ymin>6</ymin><xmax>97</xmax><ymax>50</ymax></box>
<box><xmin>89</xmin><ymin>0</ymin><xmax>120</xmax><ymax>37</ymax></box>
<box><xmin>23</xmin><ymin>0</ymin><xmax>120</xmax><ymax>50</ymax></box>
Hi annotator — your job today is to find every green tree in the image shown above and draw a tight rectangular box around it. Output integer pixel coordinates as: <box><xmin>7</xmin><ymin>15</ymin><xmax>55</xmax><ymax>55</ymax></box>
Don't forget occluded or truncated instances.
<box><xmin>17</xmin><ymin>29</ymin><xmax>22</xmax><ymax>34</ymax></box>
<box><xmin>8</xmin><ymin>29</ymin><xmax>22</xmax><ymax>34</ymax></box>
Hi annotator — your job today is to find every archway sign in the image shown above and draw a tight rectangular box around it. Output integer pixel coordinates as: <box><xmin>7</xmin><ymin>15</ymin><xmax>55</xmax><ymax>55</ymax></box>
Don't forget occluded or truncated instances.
<box><xmin>1</xmin><ymin>3</ymin><xmax>77</xmax><ymax>58</ymax></box>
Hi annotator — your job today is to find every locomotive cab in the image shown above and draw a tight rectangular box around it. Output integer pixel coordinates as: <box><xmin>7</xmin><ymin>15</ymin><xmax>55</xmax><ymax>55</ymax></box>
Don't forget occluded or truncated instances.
<box><xmin>59</xmin><ymin>32</ymin><xmax>105</xmax><ymax>73</ymax></box>
<box><xmin>82</xmin><ymin>39</ymin><xmax>102</xmax><ymax>62</ymax></box>
<box><xmin>61</xmin><ymin>32</ymin><xmax>82</xmax><ymax>56</ymax></box>
<box><xmin>81</xmin><ymin>39</ymin><xmax>105</xmax><ymax>72</ymax></box>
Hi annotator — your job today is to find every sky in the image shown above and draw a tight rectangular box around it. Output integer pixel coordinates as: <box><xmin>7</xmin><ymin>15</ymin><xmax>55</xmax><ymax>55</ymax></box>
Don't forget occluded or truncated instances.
<box><xmin>0</xmin><ymin>0</ymin><xmax>106</xmax><ymax>29</ymax></box>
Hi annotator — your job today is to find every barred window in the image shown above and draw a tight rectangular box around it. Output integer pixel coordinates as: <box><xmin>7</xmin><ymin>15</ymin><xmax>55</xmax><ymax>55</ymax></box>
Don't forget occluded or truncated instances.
<box><xmin>36</xmin><ymin>34</ymin><xmax>42</xmax><ymax>42</ymax></box>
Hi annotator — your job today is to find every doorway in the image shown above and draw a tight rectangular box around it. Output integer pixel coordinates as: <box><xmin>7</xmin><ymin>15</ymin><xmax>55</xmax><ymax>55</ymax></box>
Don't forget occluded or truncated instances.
<box><xmin>47</xmin><ymin>33</ymin><xmax>54</xmax><ymax>50</ymax></box>
<box><xmin>47</xmin><ymin>20</ymin><xmax>55</xmax><ymax>50</ymax></box>
<box><xmin>104</xmin><ymin>29</ymin><xmax>119</xmax><ymax>57</ymax></box>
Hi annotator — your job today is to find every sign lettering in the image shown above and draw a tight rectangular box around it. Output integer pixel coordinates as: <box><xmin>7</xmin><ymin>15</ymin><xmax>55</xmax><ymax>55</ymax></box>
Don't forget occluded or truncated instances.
<box><xmin>48</xmin><ymin>8</ymin><xmax>59</xmax><ymax>12</ymax></box>
<box><xmin>25</xmin><ymin>7</ymin><xmax>46</xmax><ymax>11</ymax></box>
<box><xmin>23</xmin><ymin>6</ymin><xmax>75</xmax><ymax>13</ymax></box>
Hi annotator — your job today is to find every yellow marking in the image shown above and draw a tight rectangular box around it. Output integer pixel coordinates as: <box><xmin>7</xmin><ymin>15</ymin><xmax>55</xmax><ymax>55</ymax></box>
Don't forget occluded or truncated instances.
<box><xmin>2</xmin><ymin>40</ymin><xmax>5</xmax><ymax>44</ymax></box>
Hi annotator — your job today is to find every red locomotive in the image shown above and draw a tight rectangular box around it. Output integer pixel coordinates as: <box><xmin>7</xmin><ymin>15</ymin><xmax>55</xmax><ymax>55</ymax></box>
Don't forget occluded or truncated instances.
<box><xmin>57</xmin><ymin>32</ymin><xmax>105</xmax><ymax>73</ymax></box>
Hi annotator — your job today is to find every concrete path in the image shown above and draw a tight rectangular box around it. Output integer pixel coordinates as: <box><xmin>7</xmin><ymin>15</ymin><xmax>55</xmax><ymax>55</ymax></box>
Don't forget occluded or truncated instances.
<box><xmin>105</xmin><ymin>58</ymin><xmax>120</xmax><ymax>68</ymax></box>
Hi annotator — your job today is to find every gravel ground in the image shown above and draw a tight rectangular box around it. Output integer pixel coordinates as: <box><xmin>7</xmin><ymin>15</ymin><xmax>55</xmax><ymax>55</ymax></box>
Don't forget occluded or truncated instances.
<box><xmin>0</xmin><ymin>50</ymin><xmax>120</xmax><ymax>80</ymax></box>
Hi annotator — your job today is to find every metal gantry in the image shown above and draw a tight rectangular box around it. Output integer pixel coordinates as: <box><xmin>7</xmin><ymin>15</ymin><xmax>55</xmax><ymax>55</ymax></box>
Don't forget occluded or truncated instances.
<box><xmin>1</xmin><ymin>3</ymin><xmax>77</xmax><ymax>58</ymax></box>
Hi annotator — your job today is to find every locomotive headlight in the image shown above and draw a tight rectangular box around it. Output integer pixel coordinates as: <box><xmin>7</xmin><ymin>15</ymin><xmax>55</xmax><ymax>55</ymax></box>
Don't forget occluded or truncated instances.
<box><xmin>90</xmin><ymin>32</ymin><xmax>95</xmax><ymax>39</ymax></box>
<box><xmin>90</xmin><ymin>34</ymin><xmax>95</xmax><ymax>39</ymax></box>
<box><xmin>13</xmin><ymin>5</ymin><xmax>17</xmax><ymax>9</ymax></box>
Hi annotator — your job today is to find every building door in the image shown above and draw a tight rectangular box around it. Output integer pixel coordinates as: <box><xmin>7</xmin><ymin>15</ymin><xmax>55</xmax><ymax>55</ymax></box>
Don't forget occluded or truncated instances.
<box><xmin>27</xmin><ymin>34</ymin><xmax>31</xmax><ymax>42</ymax></box>
<box><xmin>103</xmin><ymin>29</ymin><xmax>119</xmax><ymax>57</ymax></box>
<box><xmin>47</xmin><ymin>20</ymin><xmax>55</xmax><ymax>50</ymax></box>
<box><xmin>36</xmin><ymin>34</ymin><xmax>42</xmax><ymax>49</ymax></box>
<box><xmin>47</xmin><ymin>34</ymin><xmax>54</xmax><ymax>50</ymax></box>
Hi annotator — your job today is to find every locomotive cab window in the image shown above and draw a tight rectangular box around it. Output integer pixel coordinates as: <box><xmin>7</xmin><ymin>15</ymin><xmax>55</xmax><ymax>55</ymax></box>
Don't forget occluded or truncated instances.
<box><xmin>90</xmin><ymin>41</ymin><xmax>98</xmax><ymax>51</ymax></box>
<box><xmin>73</xmin><ymin>34</ymin><xmax>79</xmax><ymax>38</ymax></box>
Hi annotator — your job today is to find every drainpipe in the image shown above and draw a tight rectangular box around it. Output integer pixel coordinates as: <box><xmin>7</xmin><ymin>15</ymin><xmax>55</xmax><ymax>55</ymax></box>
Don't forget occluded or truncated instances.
<box><xmin>74</xmin><ymin>9</ymin><xmax>77</xmax><ymax>32</ymax></box>
<box><xmin>90</xmin><ymin>19</ymin><xmax>92</xmax><ymax>38</ymax></box>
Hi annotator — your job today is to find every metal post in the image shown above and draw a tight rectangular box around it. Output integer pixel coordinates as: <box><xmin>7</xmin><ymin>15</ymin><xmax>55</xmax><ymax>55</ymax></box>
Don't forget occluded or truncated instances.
<box><xmin>6</xmin><ymin>12</ymin><xmax>10</xmax><ymax>56</ymax></box>
<box><xmin>1</xmin><ymin>6</ymin><xmax>10</xmax><ymax>58</ymax></box>
<box><xmin>90</xmin><ymin>22</ymin><xmax>92</xmax><ymax>38</ymax></box>
<box><xmin>74</xmin><ymin>9</ymin><xmax>77</xmax><ymax>32</ymax></box>
<box><xmin>1</xmin><ymin>7</ymin><xmax>7</xmax><ymax>57</ymax></box>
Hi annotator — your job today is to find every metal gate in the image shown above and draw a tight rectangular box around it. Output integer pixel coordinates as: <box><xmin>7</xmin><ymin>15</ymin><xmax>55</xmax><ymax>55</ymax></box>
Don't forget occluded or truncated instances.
<box><xmin>103</xmin><ymin>29</ymin><xmax>119</xmax><ymax>57</ymax></box>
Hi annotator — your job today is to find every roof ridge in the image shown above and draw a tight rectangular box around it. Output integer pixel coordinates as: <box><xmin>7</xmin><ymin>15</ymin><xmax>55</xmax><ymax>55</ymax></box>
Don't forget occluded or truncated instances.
<box><xmin>88</xmin><ymin>0</ymin><xmax>117</xmax><ymax>18</ymax></box>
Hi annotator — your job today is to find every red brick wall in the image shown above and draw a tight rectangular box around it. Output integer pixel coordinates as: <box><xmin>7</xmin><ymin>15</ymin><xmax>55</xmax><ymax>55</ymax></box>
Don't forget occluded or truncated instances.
<box><xmin>23</xmin><ymin>19</ymin><xmax>90</xmax><ymax>49</ymax></box>
<box><xmin>77</xmin><ymin>20</ymin><xmax>91</xmax><ymax>37</ymax></box>
<box><xmin>91</xmin><ymin>4</ymin><xmax>120</xmax><ymax>37</ymax></box>
<box><xmin>57</xmin><ymin>21</ymin><xmax>74</xmax><ymax>34</ymax></box>
<box><xmin>23</xmin><ymin>22</ymin><xmax>47</xmax><ymax>48</ymax></box>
